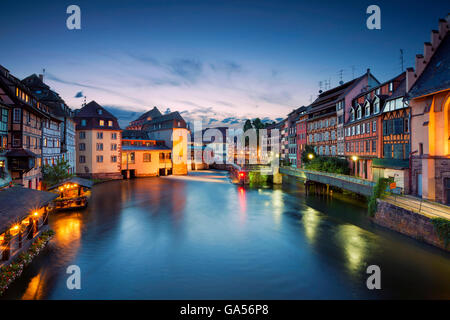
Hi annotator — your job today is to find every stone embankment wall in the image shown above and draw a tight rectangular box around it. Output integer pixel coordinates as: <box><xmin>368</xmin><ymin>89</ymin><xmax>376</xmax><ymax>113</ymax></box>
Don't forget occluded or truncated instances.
<box><xmin>373</xmin><ymin>199</ymin><xmax>448</xmax><ymax>251</ymax></box>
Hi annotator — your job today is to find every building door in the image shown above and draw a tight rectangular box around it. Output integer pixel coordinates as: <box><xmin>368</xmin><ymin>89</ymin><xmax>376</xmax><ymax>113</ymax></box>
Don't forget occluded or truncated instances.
<box><xmin>445</xmin><ymin>178</ymin><xmax>450</xmax><ymax>205</ymax></box>
<box><xmin>417</xmin><ymin>174</ymin><xmax>422</xmax><ymax>197</ymax></box>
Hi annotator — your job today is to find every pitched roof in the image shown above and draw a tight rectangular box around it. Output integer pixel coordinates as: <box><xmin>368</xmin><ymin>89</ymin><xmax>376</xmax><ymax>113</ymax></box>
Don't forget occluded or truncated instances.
<box><xmin>73</xmin><ymin>101</ymin><xmax>121</xmax><ymax>130</ymax></box>
<box><xmin>122</xmin><ymin>130</ymin><xmax>151</xmax><ymax>139</ymax></box>
<box><xmin>408</xmin><ymin>33</ymin><xmax>450</xmax><ymax>99</ymax></box>
<box><xmin>48</xmin><ymin>177</ymin><xmax>94</xmax><ymax>190</ymax></box>
<box><xmin>134</xmin><ymin>107</ymin><xmax>162</xmax><ymax>121</ymax></box>
<box><xmin>0</xmin><ymin>187</ymin><xmax>57</xmax><ymax>234</ymax></box>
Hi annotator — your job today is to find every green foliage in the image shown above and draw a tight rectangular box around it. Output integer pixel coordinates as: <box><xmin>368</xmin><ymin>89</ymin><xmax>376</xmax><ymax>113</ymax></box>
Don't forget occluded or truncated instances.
<box><xmin>304</xmin><ymin>156</ymin><xmax>350</xmax><ymax>175</ymax></box>
<box><xmin>300</xmin><ymin>145</ymin><xmax>316</xmax><ymax>166</ymax></box>
<box><xmin>248</xmin><ymin>172</ymin><xmax>270</xmax><ymax>186</ymax></box>
<box><xmin>431</xmin><ymin>218</ymin><xmax>450</xmax><ymax>248</ymax></box>
<box><xmin>42</xmin><ymin>159</ymin><xmax>72</xmax><ymax>188</ymax></box>
<box><xmin>243</xmin><ymin>119</ymin><xmax>253</xmax><ymax>132</ymax></box>
<box><xmin>368</xmin><ymin>177</ymin><xmax>393</xmax><ymax>217</ymax></box>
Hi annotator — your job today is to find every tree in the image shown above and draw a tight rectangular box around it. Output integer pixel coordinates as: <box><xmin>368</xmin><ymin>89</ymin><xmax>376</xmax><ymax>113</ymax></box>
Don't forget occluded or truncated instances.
<box><xmin>301</xmin><ymin>145</ymin><xmax>316</xmax><ymax>166</ymax></box>
<box><xmin>243</xmin><ymin>119</ymin><xmax>253</xmax><ymax>132</ymax></box>
<box><xmin>42</xmin><ymin>159</ymin><xmax>72</xmax><ymax>189</ymax></box>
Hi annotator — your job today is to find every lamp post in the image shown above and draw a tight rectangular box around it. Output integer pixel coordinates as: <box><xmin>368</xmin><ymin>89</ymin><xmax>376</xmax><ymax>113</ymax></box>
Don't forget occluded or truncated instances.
<box><xmin>351</xmin><ymin>155</ymin><xmax>358</xmax><ymax>176</ymax></box>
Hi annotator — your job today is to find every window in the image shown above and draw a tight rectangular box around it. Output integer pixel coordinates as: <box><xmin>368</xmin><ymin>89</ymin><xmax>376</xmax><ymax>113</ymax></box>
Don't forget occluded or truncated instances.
<box><xmin>376</xmin><ymin>88</ymin><xmax>380</xmax><ymax>95</ymax></box>
<box><xmin>372</xmin><ymin>140</ymin><xmax>376</xmax><ymax>153</ymax></box>
<box><xmin>384</xmin><ymin>144</ymin><xmax>392</xmax><ymax>158</ymax></box>
<box><xmin>159</xmin><ymin>153</ymin><xmax>165</xmax><ymax>160</ymax></box>
<box><xmin>108</xmin><ymin>120</ymin><xmax>113</xmax><ymax>127</ymax></box>
<box><xmin>351</xmin><ymin>109</ymin><xmax>355</xmax><ymax>121</ymax></box>
<box><xmin>362</xmin><ymin>123</ymin><xmax>365</xmax><ymax>134</ymax></box>
<box><xmin>419</xmin><ymin>143</ymin><xmax>423</xmax><ymax>155</ymax></box>
<box><xmin>79</xmin><ymin>143</ymin><xmax>85</xmax><ymax>151</ymax></box>
<box><xmin>366</xmin><ymin>141</ymin><xmax>370</xmax><ymax>153</ymax></box>
<box><xmin>374</xmin><ymin>98</ymin><xmax>380</xmax><ymax>113</ymax></box>
<box><xmin>111</xmin><ymin>143</ymin><xmax>117</xmax><ymax>151</ymax></box>
<box><xmin>96</xmin><ymin>155</ymin><xmax>103</xmax><ymax>163</ymax></box>
<box><xmin>81</xmin><ymin>119</ymin><xmax>86</xmax><ymax>126</ymax></box>
<box><xmin>111</xmin><ymin>156</ymin><xmax>117</xmax><ymax>162</ymax></box>
<box><xmin>97</xmin><ymin>109</ymin><xmax>103</xmax><ymax>115</ymax></box>
<box><xmin>372</xmin><ymin>121</ymin><xmax>376</xmax><ymax>132</ymax></box>
<box><xmin>96</xmin><ymin>143</ymin><xmax>103</xmax><ymax>151</ymax></box>
<box><xmin>129</xmin><ymin>152</ymin><xmax>135</xmax><ymax>164</ymax></box>
<box><xmin>143</xmin><ymin>153</ymin><xmax>151</xmax><ymax>162</ymax></box>
<box><xmin>393</xmin><ymin>144</ymin><xmax>403</xmax><ymax>159</ymax></box>
<box><xmin>365</xmin><ymin>104</ymin><xmax>370</xmax><ymax>117</ymax></box>
<box><xmin>404</xmin><ymin>118</ymin><xmax>409</xmax><ymax>133</ymax></box>
<box><xmin>99</xmin><ymin>120</ymin><xmax>105</xmax><ymax>126</ymax></box>
<box><xmin>394</xmin><ymin>118</ymin><xmax>403</xmax><ymax>134</ymax></box>
<box><xmin>357</xmin><ymin>107</ymin><xmax>362</xmax><ymax>119</ymax></box>
<box><xmin>111</xmin><ymin>133</ymin><xmax>117</xmax><ymax>140</ymax></box>
<box><xmin>79</xmin><ymin>155</ymin><xmax>86</xmax><ymax>163</ymax></box>
<box><xmin>389</xmin><ymin>82</ymin><xmax>393</xmax><ymax>92</ymax></box>
<box><xmin>13</xmin><ymin>108</ymin><xmax>21</xmax><ymax>123</ymax></box>
<box><xmin>352</xmin><ymin>126</ymin><xmax>355</xmax><ymax>136</ymax></box>
<box><xmin>97</xmin><ymin>132</ymin><xmax>103</xmax><ymax>139</ymax></box>
<box><xmin>79</xmin><ymin>131</ymin><xmax>86</xmax><ymax>139</ymax></box>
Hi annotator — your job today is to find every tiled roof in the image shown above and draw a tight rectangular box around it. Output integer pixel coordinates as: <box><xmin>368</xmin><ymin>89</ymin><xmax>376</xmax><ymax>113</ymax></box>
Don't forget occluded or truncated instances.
<box><xmin>122</xmin><ymin>130</ymin><xmax>150</xmax><ymax>139</ymax></box>
<box><xmin>48</xmin><ymin>177</ymin><xmax>94</xmax><ymax>190</ymax></box>
<box><xmin>0</xmin><ymin>187</ymin><xmax>57</xmax><ymax>234</ymax></box>
<box><xmin>74</xmin><ymin>101</ymin><xmax>121</xmax><ymax>130</ymax></box>
<box><xmin>409</xmin><ymin>33</ymin><xmax>450</xmax><ymax>99</ymax></box>
<box><xmin>134</xmin><ymin>107</ymin><xmax>162</xmax><ymax>121</ymax></box>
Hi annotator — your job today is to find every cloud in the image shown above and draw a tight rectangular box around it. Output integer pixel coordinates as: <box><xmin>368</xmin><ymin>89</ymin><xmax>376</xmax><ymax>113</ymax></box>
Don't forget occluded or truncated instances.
<box><xmin>74</xmin><ymin>91</ymin><xmax>83</xmax><ymax>98</ymax></box>
<box><xmin>168</xmin><ymin>58</ymin><xmax>202</xmax><ymax>83</ymax></box>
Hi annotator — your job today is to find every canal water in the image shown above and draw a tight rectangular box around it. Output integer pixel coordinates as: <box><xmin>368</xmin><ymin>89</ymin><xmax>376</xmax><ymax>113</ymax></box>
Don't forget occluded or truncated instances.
<box><xmin>2</xmin><ymin>170</ymin><xmax>450</xmax><ymax>299</ymax></box>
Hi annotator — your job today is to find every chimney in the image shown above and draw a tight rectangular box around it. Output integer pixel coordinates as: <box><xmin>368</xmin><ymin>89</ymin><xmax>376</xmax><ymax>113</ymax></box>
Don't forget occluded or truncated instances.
<box><xmin>415</xmin><ymin>54</ymin><xmax>425</xmax><ymax>75</ymax></box>
<box><xmin>431</xmin><ymin>30</ymin><xmax>440</xmax><ymax>49</ymax></box>
<box><xmin>406</xmin><ymin>67</ymin><xmax>416</xmax><ymax>92</ymax></box>
<box><xmin>438</xmin><ymin>18</ymin><xmax>449</xmax><ymax>38</ymax></box>
<box><xmin>424</xmin><ymin>42</ymin><xmax>432</xmax><ymax>63</ymax></box>
<box><xmin>39</xmin><ymin>74</ymin><xmax>44</xmax><ymax>82</ymax></box>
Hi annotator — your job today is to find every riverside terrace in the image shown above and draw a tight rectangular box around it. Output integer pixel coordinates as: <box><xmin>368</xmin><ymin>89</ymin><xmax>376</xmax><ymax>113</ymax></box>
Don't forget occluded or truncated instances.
<box><xmin>0</xmin><ymin>186</ymin><xmax>57</xmax><ymax>265</ymax></box>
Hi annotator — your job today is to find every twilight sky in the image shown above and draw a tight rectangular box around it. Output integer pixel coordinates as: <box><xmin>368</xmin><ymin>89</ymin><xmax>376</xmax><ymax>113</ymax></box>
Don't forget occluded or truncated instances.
<box><xmin>0</xmin><ymin>0</ymin><xmax>448</xmax><ymax>127</ymax></box>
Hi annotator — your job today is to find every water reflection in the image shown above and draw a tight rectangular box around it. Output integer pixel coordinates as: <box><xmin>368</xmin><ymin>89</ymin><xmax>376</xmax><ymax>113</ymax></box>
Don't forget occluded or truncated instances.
<box><xmin>336</xmin><ymin>224</ymin><xmax>368</xmax><ymax>274</ymax></box>
<box><xmin>2</xmin><ymin>171</ymin><xmax>449</xmax><ymax>300</ymax></box>
<box><xmin>302</xmin><ymin>208</ymin><xmax>321</xmax><ymax>244</ymax></box>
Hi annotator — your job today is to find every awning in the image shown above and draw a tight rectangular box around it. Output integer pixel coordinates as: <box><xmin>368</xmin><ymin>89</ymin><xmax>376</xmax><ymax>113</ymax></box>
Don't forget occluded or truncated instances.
<box><xmin>48</xmin><ymin>176</ymin><xmax>94</xmax><ymax>190</ymax></box>
<box><xmin>0</xmin><ymin>186</ymin><xmax>58</xmax><ymax>234</ymax></box>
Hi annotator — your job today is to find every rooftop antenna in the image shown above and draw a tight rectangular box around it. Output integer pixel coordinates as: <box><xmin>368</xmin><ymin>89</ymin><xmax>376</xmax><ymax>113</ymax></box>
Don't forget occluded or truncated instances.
<box><xmin>318</xmin><ymin>81</ymin><xmax>323</xmax><ymax>93</ymax></box>
<box><xmin>82</xmin><ymin>96</ymin><xmax>87</xmax><ymax>107</ymax></box>
<box><xmin>338</xmin><ymin>69</ymin><xmax>344</xmax><ymax>84</ymax></box>
<box><xmin>400</xmin><ymin>49</ymin><xmax>404</xmax><ymax>72</ymax></box>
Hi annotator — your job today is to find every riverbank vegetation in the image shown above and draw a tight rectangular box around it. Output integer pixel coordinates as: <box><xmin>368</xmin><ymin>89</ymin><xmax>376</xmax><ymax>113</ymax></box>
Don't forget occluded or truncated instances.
<box><xmin>368</xmin><ymin>177</ymin><xmax>393</xmax><ymax>216</ymax></box>
<box><xmin>0</xmin><ymin>230</ymin><xmax>55</xmax><ymax>295</ymax></box>
<box><xmin>304</xmin><ymin>157</ymin><xmax>350</xmax><ymax>175</ymax></box>
<box><xmin>431</xmin><ymin>218</ymin><xmax>450</xmax><ymax>248</ymax></box>
<box><xmin>42</xmin><ymin>160</ymin><xmax>72</xmax><ymax>189</ymax></box>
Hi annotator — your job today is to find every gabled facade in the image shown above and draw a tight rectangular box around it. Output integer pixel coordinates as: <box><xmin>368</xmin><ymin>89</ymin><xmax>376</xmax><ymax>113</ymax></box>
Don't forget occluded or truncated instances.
<box><xmin>22</xmin><ymin>74</ymin><xmax>76</xmax><ymax>174</ymax></box>
<box><xmin>407</xmin><ymin>16</ymin><xmax>450</xmax><ymax>204</ymax></box>
<box><xmin>141</xmin><ymin>109</ymin><xmax>189</xmax><ymax>175</ymax></box>
<box><xmin>74</xmin><ymin>101</ymin><xmax>122</xmax><ymax>180</ymax></box>
<box><xmin>0</xmin><ymin>65</ymin><xmax>50</xmax><ymax>189</ymax></box>
<box><xmin>307</xmin><ymin>70</ymin><xmax>379</xmax><ymax>158</ymax></box>
<box><xmin>126</xmin><ymin>107</ymin><xmax>162</xmax><ymax>131</ymax></box>
<box><xmin>345</xmin><ymin>72</ymin><xmax>405</xmax><ymax>182</ymax></box>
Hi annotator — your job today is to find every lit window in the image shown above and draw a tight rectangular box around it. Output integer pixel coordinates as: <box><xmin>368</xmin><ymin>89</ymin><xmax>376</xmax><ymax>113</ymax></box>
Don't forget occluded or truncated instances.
<box><xmin>99</xmin><ymin>120</ymin><xmax>105</xmax><ymax>126</ymax></box>
<box><xmin>108</xmin><ymin>120</ymin><xmax>113</xmax><ymax>127</ymax></box>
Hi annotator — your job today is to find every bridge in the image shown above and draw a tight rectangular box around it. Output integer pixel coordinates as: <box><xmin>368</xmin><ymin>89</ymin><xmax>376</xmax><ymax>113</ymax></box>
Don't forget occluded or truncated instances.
<box><xmin>280</xmin><ymin>167</ymin><xmax>375</xmax><ymax>196</ymax></box>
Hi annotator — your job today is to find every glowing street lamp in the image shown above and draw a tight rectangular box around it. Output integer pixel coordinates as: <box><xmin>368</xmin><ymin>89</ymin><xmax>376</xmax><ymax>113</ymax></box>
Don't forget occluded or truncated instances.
<box><xmin>351</xmin><ymin>155</ymin><xmax>358</xmax><ymax>161</ymax></box>
<box><xmin>308</xmin><ymin>153</ymin><xmax>314</xmax><ymax>160</ymax></box>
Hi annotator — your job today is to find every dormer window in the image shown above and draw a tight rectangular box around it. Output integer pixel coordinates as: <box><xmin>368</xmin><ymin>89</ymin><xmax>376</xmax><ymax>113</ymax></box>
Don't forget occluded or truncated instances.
<box><xmin>351</xmin><ymin>108</ymin><xmax>355</xmax><ymax>121</ymax></box>
<box><xmin>389</xmin><ymin>82</ymin><xmax>393</xmax><ymax>92</ymax></box>
<box><xmin>365</xmin><ymin>102</ymin><xmax>370</xmax><ymax>117</ymax></box>
<box><xmin>81</xmin><ymin>119</ymin><xmax>86</xmax><ymax>126</ymax></box>
<box><xmin>99</xmin><ymin>120</ymin><xmax>104</xmax><ymax>126</ymax></box>
<box><xmin>108</xmin><ymin>120</ymin><xmax>113</xmax><ymax>127</ymax></box>
<box><xmin>376</xmin><ymin>88</ymin><xmax>380</xmax><ymax>95</ymax></box>
<box><xmin>97</xmin><ymin>109</ymin><xmax>103</xmax><ymax>115</ymax></box>
<box><xmin>374</xmin><ymin>97</ymin><xmax>380</xmax><ymax>113</ymax></box>
<box><xmin>357</xmin><ymin>106</ymin><xmax>362</xmax><ymax>120</ymax></box>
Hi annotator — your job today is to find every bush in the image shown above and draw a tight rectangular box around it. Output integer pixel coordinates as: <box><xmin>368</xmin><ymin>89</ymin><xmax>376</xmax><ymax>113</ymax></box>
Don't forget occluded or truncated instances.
<box><xmin>304</xmin><ymin>156</ymin><xmax>350</xmax><ymax>175</ymax></box>
<box><xmin>431</xmin><ymin>218</ymin><xmax>450</xmax><ymax>248</ymax></box>
<box><xmin>249</xmin><ymin>172</ymin><xmax>270</xmax><ymax>186</ymax></box>
<box><xmin>368</xmin><ymin>177</ymin><xmax>393</xmax><ymax>217</ymax></box>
